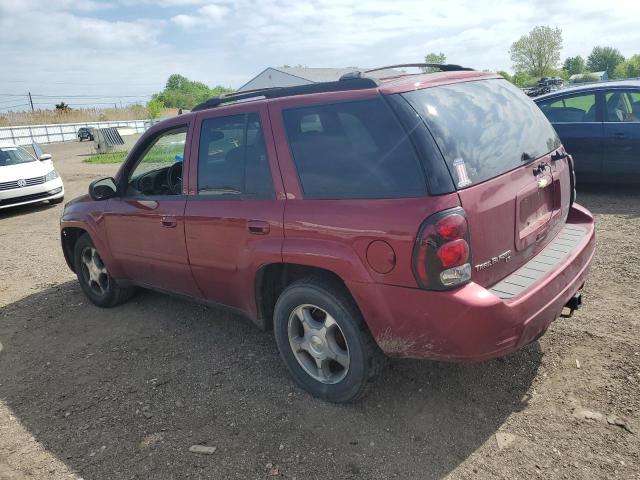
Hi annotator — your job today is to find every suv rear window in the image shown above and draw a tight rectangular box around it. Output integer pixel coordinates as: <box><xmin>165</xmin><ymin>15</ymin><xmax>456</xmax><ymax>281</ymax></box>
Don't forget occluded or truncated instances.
<box><xmin>283</xmin><ymin>98</ymin><xmax>427</xmax><ymax>199</ymax></box>
<box><xmin>402</xmin><ymin>79</ymin><xmax>561</xmax><ymax>188</ymax></box>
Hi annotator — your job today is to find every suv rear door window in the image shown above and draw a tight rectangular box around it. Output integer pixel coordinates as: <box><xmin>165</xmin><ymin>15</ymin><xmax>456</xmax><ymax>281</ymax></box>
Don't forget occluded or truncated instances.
<box><xmin>402</xmin><ymin>79</ymin><xmax>561</xmax><ymax>188</ymax></box>
<box><xmin>282</xmin><ymin>98</ymin><xmax>427</xmax><ymax>199</ymax></box>
<box><xmin>198</xmin><ymin>113</ymin><xmax>274</xmax><ymax>198</ymax></box>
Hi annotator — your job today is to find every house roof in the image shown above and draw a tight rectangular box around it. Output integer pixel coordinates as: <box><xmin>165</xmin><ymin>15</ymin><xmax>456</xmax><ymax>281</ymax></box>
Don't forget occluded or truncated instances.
<box><xmin>275</xmin><ymin>66</ymin><xmax>406</xmax><ymax>82</ymax></box>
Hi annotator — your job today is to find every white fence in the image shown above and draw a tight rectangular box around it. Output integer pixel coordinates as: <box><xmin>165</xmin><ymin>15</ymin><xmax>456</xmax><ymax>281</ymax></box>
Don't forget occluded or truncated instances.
<box><xmin>0</xmin><ymin>119</ymin><xmax>154</xmax><ymax>146</ymax></box>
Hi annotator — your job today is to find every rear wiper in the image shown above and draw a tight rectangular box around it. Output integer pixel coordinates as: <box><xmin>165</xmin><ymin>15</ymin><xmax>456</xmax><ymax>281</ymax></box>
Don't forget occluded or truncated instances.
<box><xmin>520</xmin><ymin>152</ymin><xmax>535</xmax><ymax>163</ymax></box>
<box><xmin>551</xmin><ymin>150</ymin><xmax>569</xmax><ymax>162</ymax></box>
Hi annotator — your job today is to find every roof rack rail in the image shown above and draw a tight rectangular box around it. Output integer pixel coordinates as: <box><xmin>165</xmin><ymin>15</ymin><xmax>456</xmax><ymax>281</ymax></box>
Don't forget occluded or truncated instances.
<box><xmin>339</xmin><ymin>63</ymin><xmax>474</xmax><ymax>81</ymax></box>
<box><xmin>192</xmin><ymin>77</ymin><xmax>380</xmax><ymax>112</ymax></box>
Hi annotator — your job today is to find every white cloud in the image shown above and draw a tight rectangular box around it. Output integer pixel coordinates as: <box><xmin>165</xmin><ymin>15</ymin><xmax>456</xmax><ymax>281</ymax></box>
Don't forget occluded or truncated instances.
<box><xmin>1</xmin><ymin>0</ymin><xmax>639</xmax><ymax>111</ymax></box>
<box><xmin>171</xmin><ymin>4</ymin><xmax>229</xmax><ymax>28</ymax></box>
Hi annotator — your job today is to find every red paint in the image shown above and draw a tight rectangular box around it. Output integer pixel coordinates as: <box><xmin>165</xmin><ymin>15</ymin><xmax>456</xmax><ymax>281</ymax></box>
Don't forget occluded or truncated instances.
<box><xmin>366</xmin><ymin>240</ymin><xmax>396</xmax><ymax>274</ymax></box>
<box><xmin>61</xmin><ymin>72</ymin><xmax>595</xmax><ymax>362</ymax></box>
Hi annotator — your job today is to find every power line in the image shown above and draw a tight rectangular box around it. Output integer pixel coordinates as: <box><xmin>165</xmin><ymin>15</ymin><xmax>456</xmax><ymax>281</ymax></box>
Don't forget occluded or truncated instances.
<box><xmin>0</xmin><ymin>104</ymin><xmax>30</xmax><ymax>110</ymax></box>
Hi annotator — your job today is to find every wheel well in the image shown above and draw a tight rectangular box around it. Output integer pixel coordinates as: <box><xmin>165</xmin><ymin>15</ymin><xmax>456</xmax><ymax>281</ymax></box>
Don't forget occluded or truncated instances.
<box><xmin>256</xmin><ymin>264</ymin><xmax>354</xmax><ymax>331</ymax></box>
<box><xmin>61</xmin><ymin>227</ymin><xmax>87</xmax><ymax>272</ymax></box>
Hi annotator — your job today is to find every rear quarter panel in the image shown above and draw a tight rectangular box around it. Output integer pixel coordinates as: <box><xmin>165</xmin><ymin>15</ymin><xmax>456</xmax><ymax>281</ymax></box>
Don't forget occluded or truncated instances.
<box><xmin>267</xmin><ymin>90</ymin><xmax>461</xmax><ymax>287</ymax></box>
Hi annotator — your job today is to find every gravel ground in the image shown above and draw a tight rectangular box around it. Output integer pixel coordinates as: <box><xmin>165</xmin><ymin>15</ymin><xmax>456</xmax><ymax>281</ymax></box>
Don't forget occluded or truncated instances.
<box><xmin>0</xmin><ymin>140</ymin><xmax>638</xmax><ymax>479</ymax></box>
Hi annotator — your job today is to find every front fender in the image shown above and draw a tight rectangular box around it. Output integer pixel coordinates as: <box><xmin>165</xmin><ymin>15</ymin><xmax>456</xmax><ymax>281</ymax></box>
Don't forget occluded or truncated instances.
<box><xmin>60</xmin><ymin>199</ymin><xmax>122</xmax><ymax>278</ymax></box>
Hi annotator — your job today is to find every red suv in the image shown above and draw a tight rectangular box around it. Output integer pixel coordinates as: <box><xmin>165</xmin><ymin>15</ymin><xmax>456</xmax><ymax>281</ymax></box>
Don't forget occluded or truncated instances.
<box><xmin>60</xmin><ymin>65</ymin><xmax>595</xmax><ymax>402</ymax></box>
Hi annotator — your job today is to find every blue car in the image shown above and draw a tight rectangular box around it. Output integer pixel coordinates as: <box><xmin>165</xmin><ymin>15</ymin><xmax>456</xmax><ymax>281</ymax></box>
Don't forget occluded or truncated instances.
<box><xmin>534</xmin><ymin>80</ymin><xmax>640</xmax><ymax>183</ymax></box>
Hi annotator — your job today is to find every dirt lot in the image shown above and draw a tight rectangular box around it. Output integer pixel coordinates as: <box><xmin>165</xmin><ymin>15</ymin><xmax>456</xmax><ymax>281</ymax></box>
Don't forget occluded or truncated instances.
<box><xmin>1</xmin><ymin>140</ymin><xmax>639</xmax><ymax>480</ymax></box>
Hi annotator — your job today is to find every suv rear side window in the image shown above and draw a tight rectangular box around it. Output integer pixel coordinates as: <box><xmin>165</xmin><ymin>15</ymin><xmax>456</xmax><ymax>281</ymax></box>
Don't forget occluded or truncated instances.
<box><xmin>198</xmin><ymin>113</ymin><xmax>274</xmax><ymax>198</ymax></box>
<box><xmin>403</xmin><ymin>79</ymin><xmax>561</xmax><ymax>188</ymax></box>
<box><xmin>283</xmin><ymin>99</ymin><xmax>427</xmax><ymax>199</ymax></box>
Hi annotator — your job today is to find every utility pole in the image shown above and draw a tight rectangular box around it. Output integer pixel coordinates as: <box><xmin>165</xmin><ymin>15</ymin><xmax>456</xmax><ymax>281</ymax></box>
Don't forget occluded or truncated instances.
<box><xmin>28</xmin><ymin>92</ymin><xmax>34</xmax><ymax>112</ymax></box>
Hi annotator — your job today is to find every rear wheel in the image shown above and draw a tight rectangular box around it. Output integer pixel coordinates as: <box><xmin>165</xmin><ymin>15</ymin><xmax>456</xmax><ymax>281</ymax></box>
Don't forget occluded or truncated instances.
<box><xmin>273</xmin><ymin>277</ymin><xmax>385</xmax><ymax>402</ymax></box>
<box><xmin>73</xmin><ymin>234</ymin><xmax>135</xmax><ymax>307</ymax></box>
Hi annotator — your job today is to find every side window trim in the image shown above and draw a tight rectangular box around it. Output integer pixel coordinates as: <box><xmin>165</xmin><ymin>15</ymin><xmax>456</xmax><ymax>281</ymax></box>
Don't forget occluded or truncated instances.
<box><xmin>119</xmin><ymin>123</ymin><xmax>190</xmax><ymax>198</ymax></box>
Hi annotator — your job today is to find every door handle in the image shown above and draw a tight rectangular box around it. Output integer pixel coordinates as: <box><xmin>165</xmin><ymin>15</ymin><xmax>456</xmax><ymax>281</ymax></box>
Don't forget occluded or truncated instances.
<box><xmin>247</xmin><ymin>220</ymin><xmax>270</xmax><ymax>235</ymax></box>
<box><xmin>161</xmin><ymin>215</ymin><xmax>177</xmax><ymax>228</ymax></box>
<box><xmin>613</xmin><ymin>132</ymin><xmax>626</xmax><ymax>140</ymax></box>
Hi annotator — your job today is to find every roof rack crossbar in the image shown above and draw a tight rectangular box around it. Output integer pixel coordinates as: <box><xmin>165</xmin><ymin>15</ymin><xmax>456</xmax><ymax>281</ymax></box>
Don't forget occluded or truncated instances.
<box><xmin>192</xmin><ymin>77</ymin><xmax>380</xmax><ymax>112</ymax></box>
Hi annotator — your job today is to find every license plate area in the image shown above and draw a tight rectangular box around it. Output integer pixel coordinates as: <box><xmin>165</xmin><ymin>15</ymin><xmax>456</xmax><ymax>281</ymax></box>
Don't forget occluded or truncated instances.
<box><xmin>515</xmin><ymin>173</ymin><xmax>554</xmax><ymax>251</ymax></box>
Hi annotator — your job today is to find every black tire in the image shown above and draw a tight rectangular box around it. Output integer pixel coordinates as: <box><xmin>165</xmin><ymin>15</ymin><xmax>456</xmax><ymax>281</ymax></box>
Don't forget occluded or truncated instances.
<box><xmin>73</xmin><ymin>233</ymin><xmax>135</xmax><ymax>307</ymax></box>
<box><xmin>273</xmin><ymin>276</ymin><xmax>386</xmax><ymax>403</ymax></box>
<box><xmin>49</xmin><ymin>196</ymin><xmax>64</xmax><ymax>205</ymax></box>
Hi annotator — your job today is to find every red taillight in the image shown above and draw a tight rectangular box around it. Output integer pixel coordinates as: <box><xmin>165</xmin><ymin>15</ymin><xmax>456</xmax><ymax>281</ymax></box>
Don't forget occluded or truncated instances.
<box><xmin>413</xmin><ymin>208</ymin><xmax>472</xmax><ymax>290</ymax></box>
<box><xmin>435</xmin><ymin>214</ymin><xmax>467</xmax><ymax>241</ymax></box>
<box><xmin>437</xmin><ymin>239</ymin><xmax>469</xmax><ymax>268</ymax></box>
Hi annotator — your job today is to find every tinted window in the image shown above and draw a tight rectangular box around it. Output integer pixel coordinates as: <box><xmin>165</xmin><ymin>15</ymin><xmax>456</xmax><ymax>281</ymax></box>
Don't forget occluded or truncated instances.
<box><xmin>283</xmin><ymin>99</ymin><xmax>427</xmax><ymax>199</ymax></box>
<box><xmin>403</xmin><ymin>79</ymin><xmax>561</xmax><ymax>188</ymax></box>
<box><xmin>198</xmin><ymin>113</ymin><xmax>273</xmax><ymax>198</ymax></box>
<box><xmin>605</xmin><ymin>91</ymin><xmax>640</xmax><ymax>122</ymax></box>
<box><xmin>538</xmin><ymin>93</ymin><xmax>597</xmax><ymax>122</ymax></box>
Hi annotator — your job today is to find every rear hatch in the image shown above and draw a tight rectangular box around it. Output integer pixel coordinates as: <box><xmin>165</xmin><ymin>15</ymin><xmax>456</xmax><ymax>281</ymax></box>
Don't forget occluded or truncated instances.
<box><xmin>401</xmin><ymin>78</ymin><xmax>573</xmax><ymax>288</ymax></box>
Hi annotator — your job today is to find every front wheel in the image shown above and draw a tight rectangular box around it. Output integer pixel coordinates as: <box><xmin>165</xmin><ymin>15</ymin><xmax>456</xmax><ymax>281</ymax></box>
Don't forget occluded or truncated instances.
<box><xmin>49</xmin><ymin>196</ymin><xmax>64</xmax><ymax>205</ymax></box>
<box><xmin>273</xmin><ymin>277</ymin><xmax>385</xmax><ymax>403</ymax></box>
<box><xmin>73</xmin><ymin>234</ymin><xmax>135</xmax><ymax>307</ymax></box>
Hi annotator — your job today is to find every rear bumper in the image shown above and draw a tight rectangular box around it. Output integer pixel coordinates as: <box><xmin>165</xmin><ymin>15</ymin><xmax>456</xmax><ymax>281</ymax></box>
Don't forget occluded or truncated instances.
<box><xmin>348</xmin><ymin>203</ymin><xmax>595</xmax><ymax>361</ymax></box>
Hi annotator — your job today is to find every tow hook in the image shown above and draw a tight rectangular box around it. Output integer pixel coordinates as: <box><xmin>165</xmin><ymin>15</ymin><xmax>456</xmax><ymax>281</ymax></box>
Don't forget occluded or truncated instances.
<box><xmin>561</xmin><ymin>293</ymin><xmax>582</xmax><ymax>318</ymax></box>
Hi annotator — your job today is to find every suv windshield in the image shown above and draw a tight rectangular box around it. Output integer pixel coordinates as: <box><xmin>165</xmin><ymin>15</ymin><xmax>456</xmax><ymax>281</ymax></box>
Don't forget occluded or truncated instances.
<box><xmin>0</xmin><ymin>146</ymin><xmax>36</xmax><ymax>166</ymax></box>
<box><xmin>402</xmin><ymin>79</ymin><xmax>560</xmax><ymax>188</ymax></box>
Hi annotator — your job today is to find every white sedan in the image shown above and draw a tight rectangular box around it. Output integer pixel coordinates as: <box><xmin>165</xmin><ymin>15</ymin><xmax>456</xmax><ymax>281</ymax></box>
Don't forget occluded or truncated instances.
<box><xmin>0</xmin><ymin>144</ymin><xmax>64</xmax><ymax>210</ymax></box>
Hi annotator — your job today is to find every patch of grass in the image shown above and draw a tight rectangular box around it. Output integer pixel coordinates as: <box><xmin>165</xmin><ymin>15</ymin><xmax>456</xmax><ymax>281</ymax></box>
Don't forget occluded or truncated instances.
<box><xmin>83</xmin><ymin>144</ymin><xmax>185</xmax><ymax>165</ymax></box>
<box><xmin>83</xmin><ymin>151</ymin><xmax>128</xmax><ymax>164</ymax></box>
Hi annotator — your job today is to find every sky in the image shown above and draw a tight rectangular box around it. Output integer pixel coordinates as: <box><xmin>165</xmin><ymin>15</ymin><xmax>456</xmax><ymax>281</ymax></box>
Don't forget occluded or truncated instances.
<box><xmin>1</xmin><ymin>0</ymin><xmax>639</xmax><ymax>111</ymax></box>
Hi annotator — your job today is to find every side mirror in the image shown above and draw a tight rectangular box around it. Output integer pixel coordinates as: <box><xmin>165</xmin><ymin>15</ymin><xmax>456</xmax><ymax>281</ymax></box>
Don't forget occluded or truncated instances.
<box><xmin>89</xmin><ymin>177</ymin><xmax>118</xmax><ymax>201</ymax></box>
<box><xmin>39</xmin><ymin>153</ymin><xmax>52</xmax><ymax>161</ymax></box>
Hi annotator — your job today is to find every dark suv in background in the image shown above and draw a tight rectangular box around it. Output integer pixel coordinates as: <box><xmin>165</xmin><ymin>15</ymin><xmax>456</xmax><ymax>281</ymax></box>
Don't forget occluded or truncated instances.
<box><xmin>60</xmin><ymin>64</ymin><xmax>595</xmax><ymax>402</ymax></box>
<box><xmin>77</xmin><ymin>127</ymin><xmax>94</xmax><ymax>142</ymax></box>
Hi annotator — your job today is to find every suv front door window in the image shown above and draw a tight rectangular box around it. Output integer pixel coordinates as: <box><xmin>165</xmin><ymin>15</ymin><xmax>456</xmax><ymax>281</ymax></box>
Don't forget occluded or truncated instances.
<box><xmin>128</xmin><ymin>127</ymin><xmax>187</xmax><ymax>196</ymax></box>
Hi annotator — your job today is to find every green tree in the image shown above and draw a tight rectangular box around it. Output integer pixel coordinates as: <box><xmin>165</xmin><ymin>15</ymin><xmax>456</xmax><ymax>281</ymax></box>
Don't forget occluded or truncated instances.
<box><xmin>152</xmin><ymin>74</ymin><xmax>233</xmax><ymax>110</ymax></box>
<box><xmin>511</xmin><ymin>71</ymin><xmax>537</xmax><ymax>88</ymax></box>
<box><xmin>422</xmin><ymin>52</ymin><xmax>447</xmax><ymax>72</ymax></box>
<box><xmin>562</xmin><ymin>56</ymin><xmax>585</xmax><ymax>76</ymax></box>
<box><xmin>496</xmin><ymin>70</ymin><xmax>512</xmax><ymax>82</ymax></box>
<box><xmin>509</xmin><ymin>26</ymin><xmax>563</xmax><ymax>78</ymax></box>
<box><xmin>613</xmin><ymin>54</ymin><xmax>640</xmax><ymax>79</ymax></box>
<box><xmin>55</xmin><ymin>101</ymin><xmax>71</xmax><ymax>112</ymax></box>
<box><xmin>586</xmin><ymin>46</ymin><xmax>625</xmax><ymax>77</ymax></box>
<box><xmin>146</xmin><ymin>98</ymin><xmax>165</xmax><ymax>119</ymax></box>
